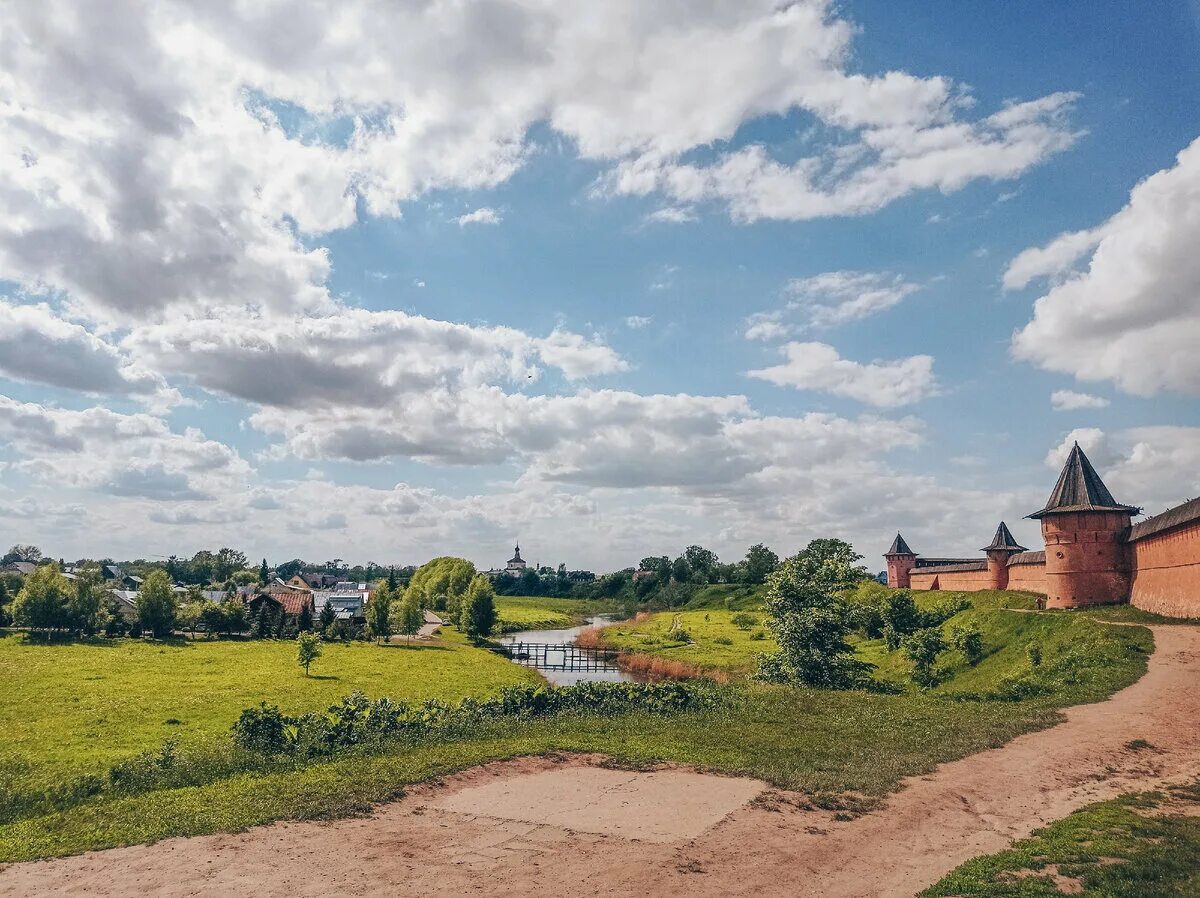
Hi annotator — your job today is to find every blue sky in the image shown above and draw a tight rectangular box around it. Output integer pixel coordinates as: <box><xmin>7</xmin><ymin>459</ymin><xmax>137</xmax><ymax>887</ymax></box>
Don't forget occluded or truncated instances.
<box><xmin>1</xmin><ymin>1</ymin><xmax>1199</xmax><ymax>571</ymax></box>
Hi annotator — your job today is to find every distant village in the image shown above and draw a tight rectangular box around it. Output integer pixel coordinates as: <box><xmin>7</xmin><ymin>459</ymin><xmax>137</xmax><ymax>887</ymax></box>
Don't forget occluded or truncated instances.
<box><xmin>0</xmin><ymin>542</ymin><xmax>598</xmax><ymax>633</ymax></box>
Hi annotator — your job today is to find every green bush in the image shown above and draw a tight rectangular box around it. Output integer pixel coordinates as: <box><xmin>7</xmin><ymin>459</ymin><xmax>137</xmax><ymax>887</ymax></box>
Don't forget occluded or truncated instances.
<box><xmin>730</xmin><ymin>612</ymin><xmax>758</xmax><ymax>631</ymax></box>
<box><xmin>902</xmin><ymin>627</ymin><xmax>946</xmax><ymax>688</ymax></box>
<box><xmin>713</xmin><ymin>635</ymin><xmax>733</xmax><ymax>645</ymax></box>
<box><xmin>947</xmin><ymin>623</ymin><xmax>984</xmax><ymax>665</ymax></box>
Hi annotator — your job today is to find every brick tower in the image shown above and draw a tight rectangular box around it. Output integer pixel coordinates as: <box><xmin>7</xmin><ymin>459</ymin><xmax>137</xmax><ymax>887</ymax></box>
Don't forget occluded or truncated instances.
<box><xmin>982</xmin><ymin>521</ymin><xmax>1026</xmax><ymax>590</ymax></box>
<box><xmin>884</xmin><ymin>533</ymin><xmax>917</xmax><ymax>588</ymax></box>
<box><xmin>1028</xmin><ymin>443</ymin><xmax>1139</xmax><ymax>608</ymax></box>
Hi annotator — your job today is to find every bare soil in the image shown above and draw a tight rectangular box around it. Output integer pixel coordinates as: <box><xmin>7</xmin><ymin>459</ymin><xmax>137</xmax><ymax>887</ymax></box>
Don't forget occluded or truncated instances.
<box><xmin>3</xmin><ymin>624</ymin><xmax>1198</xmax><ymax>898</ymax></box>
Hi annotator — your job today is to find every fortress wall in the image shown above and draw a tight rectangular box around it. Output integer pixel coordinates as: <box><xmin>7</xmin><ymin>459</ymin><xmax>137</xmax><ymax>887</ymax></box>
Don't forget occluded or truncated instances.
<box><xmin>1006</xmin><ymin>560</ymin><xmax>1048</xmax><ymax>594</ymax></box>
<box><xmin>1130</xmin><ymin>515</ymin><xmax>1200</xmax><ymax>618</ymax></box>
<box><xmin>909</xmin><ymin>567</ymin><xmax>991</xmax><ymax>592</ymax></box>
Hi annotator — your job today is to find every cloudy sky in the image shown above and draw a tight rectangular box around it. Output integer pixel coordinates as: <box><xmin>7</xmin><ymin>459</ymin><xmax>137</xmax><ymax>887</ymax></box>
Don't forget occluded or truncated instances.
<box><xmin>2</xmin><ymin>1</ymin><xmax>1199</xmax><ymax>572</ymax></box>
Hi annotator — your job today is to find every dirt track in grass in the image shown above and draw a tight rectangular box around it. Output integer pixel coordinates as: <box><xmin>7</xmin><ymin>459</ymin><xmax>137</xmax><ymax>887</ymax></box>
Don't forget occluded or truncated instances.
<box><xmin>3</xmin><ymin>623</ymin><xmax>1199</xmax><ymax>897</ymax></box>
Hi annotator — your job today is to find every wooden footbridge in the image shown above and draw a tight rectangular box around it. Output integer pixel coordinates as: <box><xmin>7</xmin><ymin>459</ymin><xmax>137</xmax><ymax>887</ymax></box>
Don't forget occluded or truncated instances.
<box><xmin>498</xmin><ymin>641</ymin><xmax>623</xmax><ymax>672</ymax></box>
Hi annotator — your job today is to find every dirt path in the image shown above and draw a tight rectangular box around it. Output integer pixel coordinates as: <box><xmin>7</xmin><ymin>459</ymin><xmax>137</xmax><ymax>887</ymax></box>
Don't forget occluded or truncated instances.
<box><xmin>3</xmin><ymin>623</ymin><xmax>1199</xmax><ymax>898</ymax></box>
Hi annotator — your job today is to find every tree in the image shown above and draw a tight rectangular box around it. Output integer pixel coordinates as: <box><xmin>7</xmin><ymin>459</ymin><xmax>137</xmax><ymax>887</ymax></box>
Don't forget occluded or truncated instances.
<box><xmin>387</xmin><ymin>566</ymin><xmax>397</xmax><ymax>591</ymax></box>
<box><xmin>318</xmin><ymin>598</ymin><xmax>335</xmax><ymax>633</ymax></box>
<box><xmin>0</xmin><ymin>575</ymin><xmax>10</xmax><ymax>628</ymax></box>
<box><xmin>670</xmin><ymin>555</ymin><xmax>691</xmax><ymax>583</ymax></box>
<box><xmin>200</xmin><ymin>601</ymin><xmax>225</xmax><ymax>637</ymax></box>
<box><xmin>12</xmin><ymin>563</ymin><xmax>70</xmax><ymax>638</ymax></box>
<box><xmin>460</xmin><ymin>574</ymin><xmax>497</xmax><ymax>641</ymax></box>
<box><xmin>403</xmin><ymin>557</ymin><xmax>476</xmax><ymax>615</ymax></box>
<box><xmin>297</xmin><ymin>598</ymin><xmax>314</xmax><ymax>632</ymax></box>
<box><xmin>684</xmin><ymin>546</ymin><xmax>719</xmax><ymax>583</ymax></box>
<box><xmin>177</xmin><ymin>601</ymin><xmax>203</xmax><ymax>637</ymax></box>
<box><xmin>742</xmin><ymin>544</ymin><xmax>780</xmax><ymax>584</ymax></box>
<box><xmin>137</xmin><ymin>570</ymin><xmax>178</xmax><ymax>638</ymax></box>
<box><xmin>224</xmin><ymin>594</ymin><xmax>248</xmax><ymax>635</ymax></box>
<box><xmin>3</xmin><ymin>544</ymin><xmax>43</xmax><ymax>564</ymax></box>
<box><xmin>67</xmin><ymin>566</ymin><xmax>104</xmax><ymax>636</ymax></box>
<box><xmin>259</xmin><ymin>558</ymin><xmax>269</xmax><ymax>585</ymax></box>
<box><xmin>275</xmin><ymin>558</ymin><xmax>305</xmax><ymax>581</ymax></box>
<box><xmin>296</xmin><ymin>632</ymin><xmax>321</xmax><ymax>676</ymax></box>
<box><xmin>903</xmin><ymin>627</ymin><xmax>946</xmax><ymax>687</ymax></box>
<box><xmin>103</xmin><ymin>593</ymin><xmax>129</xmax><ymax>637</ymax></box>
<box><xmin>396</xmin><ymin>594</ymin><xmax>423</xmax><ymax>644</ymax></box>
<box><xmin>757</xmin><ymin>539</ymin><xmax>871</xmax><ymax>689</ymax></box>
<box><xmin>366</xmin><ymin>582</ymin><xmax>392</xmax><ymax>643</ymax></box>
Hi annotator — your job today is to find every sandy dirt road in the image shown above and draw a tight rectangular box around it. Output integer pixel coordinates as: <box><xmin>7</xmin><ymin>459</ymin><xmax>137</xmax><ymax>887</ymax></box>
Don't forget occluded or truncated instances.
<box><xmin>2</xmin><ymin>623</ymin><xmax>1198</xmax><ymax>898</ymax></box>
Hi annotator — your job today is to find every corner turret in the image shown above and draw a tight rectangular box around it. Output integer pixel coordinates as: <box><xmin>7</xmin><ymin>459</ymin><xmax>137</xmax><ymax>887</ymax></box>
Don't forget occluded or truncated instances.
<box><xmin>884</xmin><ymin>533</ymin><xmax>917</xmax><ymax>589</ymax></box>
<box><xmin>1028</xmin><ymin>443</ymin><xmax>1138</xmax><ymax>607</ymax></box>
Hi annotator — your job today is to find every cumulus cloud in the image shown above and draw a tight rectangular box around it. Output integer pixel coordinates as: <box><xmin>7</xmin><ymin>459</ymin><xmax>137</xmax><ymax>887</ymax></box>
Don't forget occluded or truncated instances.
<box><xmin>746</xmin><ymin>342</ymin><xmax>937</xmax><ymax>407</ymax></box>
<box><xmin>0</xmin><ymin>0</ymin><xmax>1079</xmax><ymax>328</ymax></box>
<box><xmin>0</xmin><ymin>301</ymin><xmax>172</xmax><ymax>400</ymax></box>
<box><xmin>745</xmin><ymin>270</ymin><xmax>920</xmax><ymax>339</ymax></box>
<box><xmin>1011</xmin><ymin>138</ymin><xmax>1200</xmax><ymax>396</ymax></box>
<box><xmin>454</xmin><ymin>207</ymin><xmax>502</xmax><ymax>227</ymax></box>
<box><xmin>0</xmin><ymin>395</ymin><xmax>250</xmax><ymax>501</ymax></box>
<box><xmin>125</xmin><ymin>308</ymin><xmax>626</xmax><ymax>412</ymax></box>
<box><xmin>1050</xmin><ymin>389</ymin><xmax>1109</xmax><ymax>411</ymax></box>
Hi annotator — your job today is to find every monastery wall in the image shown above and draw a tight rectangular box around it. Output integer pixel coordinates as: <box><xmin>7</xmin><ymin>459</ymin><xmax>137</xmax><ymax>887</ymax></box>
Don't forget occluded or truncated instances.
<box><xmin>909</xmin><ymin>565</ymin><xmax>992</xmax><ymax>592</ymax></box>
<box><xmin>1129</xmin><ymin>500</ymin><xmax>1200</xmax><ymax>618</ymax></box>
<box><xmin>1005</xmin><ymin>552</ymin><xmax>1048</xmax><ymax>594</ymax></box>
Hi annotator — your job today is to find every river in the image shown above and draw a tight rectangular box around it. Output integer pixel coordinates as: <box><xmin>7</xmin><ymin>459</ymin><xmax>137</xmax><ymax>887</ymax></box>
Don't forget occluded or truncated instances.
<box><xmin>495</xmin><ymin>614</ymin><xmax>635</xmax><ymax>685</ymax></box>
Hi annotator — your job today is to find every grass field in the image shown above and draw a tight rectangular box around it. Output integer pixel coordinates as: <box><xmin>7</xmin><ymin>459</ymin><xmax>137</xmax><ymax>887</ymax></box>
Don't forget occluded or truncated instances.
<box><xmin>0</xmin><ymin>631</ymin><xmax>540</xmax><ymax>793</ymax></box>
<box><xmin>923</xmin><ymin>779</ymin><xmax>1200</xmax><ymax>896</ymax></box>
<box><xmin>595</xmin><ymin>609</ymin><xmax>776</xmax><ymax>674</ymax></box>
<box><xmin>493</xmin><ymin>595</ymin><xmax>616</xmax><ymax>632</ymax></box>
<box><xmin>0</xmin><ymin>588</ymin><xmax>1155</xmax><ymax>863</ymax></box>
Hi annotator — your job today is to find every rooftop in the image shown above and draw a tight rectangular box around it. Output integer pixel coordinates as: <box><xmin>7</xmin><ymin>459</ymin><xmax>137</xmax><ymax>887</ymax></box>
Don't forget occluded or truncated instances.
<box><xmin>982</xmin><ymin>521</ymin><xmax>1027</xmax><ymax>553</ymax></box>
<box><xmin>1028</xmin><ymin>442</ymin><xmax>1139</xmax><ymax>519</ymax></box>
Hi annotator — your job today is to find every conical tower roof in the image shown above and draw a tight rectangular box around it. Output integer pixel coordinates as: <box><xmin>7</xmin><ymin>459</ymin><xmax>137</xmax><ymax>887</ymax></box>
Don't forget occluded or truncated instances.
<box><xmin>981</xmin><ymin>521</ymin><xmax>1026</xmax><ymax>553</ymax></box>
<box><xmin>1028</xmin><ymin>443</ymin><xmax>1139</xmax><ymax>519</ymax></box>
<box><xmin>885</xmin><ymin>532</ymin><xmax>915</xmax><ymax>555</ymax></box>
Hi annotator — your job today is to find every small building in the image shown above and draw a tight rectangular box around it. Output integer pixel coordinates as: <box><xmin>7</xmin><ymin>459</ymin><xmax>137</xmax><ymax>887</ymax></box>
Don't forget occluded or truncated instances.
<box><xmin>505</xmin><ymin>544</ymin><xmax>528</xmax><ymax>577</ymax></box>
<box><xmin>2</xmin><ymin>561</ymin><xmax>37</xmax><ymax>577</ymax></box>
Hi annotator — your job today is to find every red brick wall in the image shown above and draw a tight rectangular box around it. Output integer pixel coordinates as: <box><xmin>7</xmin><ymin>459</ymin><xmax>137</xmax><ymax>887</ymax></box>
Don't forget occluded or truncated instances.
<box><xmin>1130</xmin><ymin>518</ymin><xmax>1200</xmax><ymax>618</ymax></box>
<box><xmin>886</xmin><ymin>554</ymin><xmax>916</xmax><ymax>589</ymax></box>
<box><xmin>1006</xmin><ymin>560</ymin><xmax>1047</xmax><ymax>594</ymax></box>
<box><xmin>909</xmin><ymin>568</ymin><xmax>992</xmax><ymax>592</ymax></box>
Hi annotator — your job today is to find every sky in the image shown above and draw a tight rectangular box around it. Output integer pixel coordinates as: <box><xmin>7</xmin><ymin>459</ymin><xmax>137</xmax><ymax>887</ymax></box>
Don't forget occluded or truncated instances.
<box><xmin>2</xmin><ymin>0</ymin><xmax>1200</xmax><ymax>573</ymax></box>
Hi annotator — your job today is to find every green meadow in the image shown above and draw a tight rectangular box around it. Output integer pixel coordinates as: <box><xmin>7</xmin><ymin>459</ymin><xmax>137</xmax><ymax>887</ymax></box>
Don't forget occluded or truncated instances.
<box><xmin>0</xmin><ymin>589</ymin><xmax>1156</xmax><ymax>863</ymax></box>
<box><xmin>2</xmin><ymin>631</ymin><xmax>539</xmax><ymax>793</ymax></box>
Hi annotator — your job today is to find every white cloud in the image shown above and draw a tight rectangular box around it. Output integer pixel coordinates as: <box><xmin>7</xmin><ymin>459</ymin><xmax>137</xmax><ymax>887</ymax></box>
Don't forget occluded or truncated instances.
<box><xmin>1003</xmin><ymin>227</ymin><xmax>1105</xmax><ymax>290</ymax></box>
<box><xmin>1012</xmin><ymin>137</ymin><xmax>1200</xmax><ymax>396</ymax></box>
<box><xmin>1050</xmin><ymin>389</ymin><xmax>1109</xmax><ymax>411</ymax></box>
<box><xmin>745</xmin><ymin>270</ymin><xmax>920</xmax><ymax>339</ymax></box>
<box><xmin>0</xmin><ymin>301</ymin><xmax>173</xmax><ymax>401</ymax></box>
<box><xmin>124</xmin><ymin>308</ymin><xmax>626</xmax><ymax>413</ymax></box>
<box><xmin>454</xmin><ymin>207</ymin><xmax>502</xmax><ymax>227</ymax></box>
<box><xmin>0</xmin><ymin>395</ymin><xmax>250</xmax><ymax>501</ymax></box>
<box><xmin>746</xmin><ymin>342</ymin><xmax>937</xmax><ymax>407</ymax></box>
<box><xmin>0</xmin><ymin>0</ymin><xmax>1079</xmax><ymax>331</ymax></box>
<box><xmin>644</xmin><ymin>206</ymin><xmax>697</xmax><ymax>224</ymax></box>
<box><xmin>602</xmin><ymin>92</ymin><xmax>1080</xmax><ymax>223</ymax></box>
<box><xmin>624</xmin><ymin>315</ymin><xmax>652</xmax><ymax>329</ymax></box>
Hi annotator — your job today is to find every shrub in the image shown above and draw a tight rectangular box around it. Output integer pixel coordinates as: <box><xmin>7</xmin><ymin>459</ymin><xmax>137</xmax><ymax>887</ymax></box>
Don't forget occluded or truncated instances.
<box><xmin>947</xmin><ymin>623</ymin><xmax>984</xmax><ymax>665</ymax></box>
<box><xmin>231</xmin><ymin>681</ymin><xmax>720</xmax><ymax>760</ymax></box>
<box><xmin>1027</xmin><ymin>643</ymin><xmax>1043</xmax><ymax>667</ymax></box>
<box><xmin>232</xmin><ymin>703</ymin><xmax>292</xmax><ymax>753</ymax></box>
<box><xmin>922</xmin><ymin>595</ymin><xmax>971</xmax><ymax>628</ymax></box>
<box><xmin>902</xmin><ymin>627</ymin><xmax>946</xmax><ymax>688</ymax></box>
<box><xmin>730</xmin><ymin>612</ymin><xmax>758</xmax><ymax>631</ymax></box>
<box><xmin>749</xmin><ymin>628</ymin><xmax>767</xmax><ymax>640</ymax></box>
<box><xmin>713</xmin><ymin>635</ymin><xmax>733</xmax><ymax>645</ymax></box>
